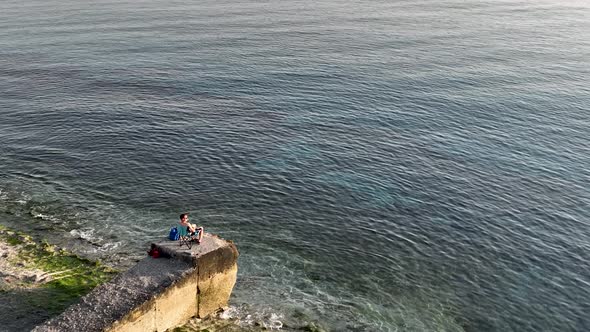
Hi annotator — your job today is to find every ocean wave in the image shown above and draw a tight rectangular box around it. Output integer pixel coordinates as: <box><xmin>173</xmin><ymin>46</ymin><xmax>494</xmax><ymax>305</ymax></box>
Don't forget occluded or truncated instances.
<box><xmin>220</xmin><ymin>306</ymin><xmax>284</xmax><ymax>330</ymax></box>
<box><xmin>69</xmin><ymin>228</ymin><xmax>101</xmax><ymax>243</ymax></box>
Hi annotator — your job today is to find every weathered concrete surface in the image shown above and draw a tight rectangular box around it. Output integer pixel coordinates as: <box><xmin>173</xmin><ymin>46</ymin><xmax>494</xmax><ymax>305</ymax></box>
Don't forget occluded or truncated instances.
<box><xmin>33</xmin><ymin>233</ymin><xmax>238</xmax><ymax>332</ymax></box>
<box><xmin>155</xmin><ymin>234</ymin><xmax>239</xmax><ymax>318</ymax></box>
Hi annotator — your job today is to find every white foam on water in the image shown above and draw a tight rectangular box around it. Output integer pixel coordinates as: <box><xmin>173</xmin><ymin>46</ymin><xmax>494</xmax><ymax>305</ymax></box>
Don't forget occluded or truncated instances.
<box><xmin>0</xmin><ymin>187</ymin><xmax>30</xmax><ymax>205</ymax></box>
<box><xmin>218</xmin><ymin>305</ymin><xmax>285</xmax><ymax>330</ymax></box>
<box><xmin>218</xmin><ymin>305</ymin><xmax>240</xmax><ymax>320</ymax></box>
<box><xmin>70</xmin><ymin>228</ymin><xmax>103</xmax><ymax>243</ymax></box>
<box><xmin>99</xmin><ymin>241</ymin><xmax>122</xmax><ymax>251</ymax></box>
<box><xmin>31</xmin><ymin>213</ymin><xmax>59</xmax><ymax>222</ymax></box>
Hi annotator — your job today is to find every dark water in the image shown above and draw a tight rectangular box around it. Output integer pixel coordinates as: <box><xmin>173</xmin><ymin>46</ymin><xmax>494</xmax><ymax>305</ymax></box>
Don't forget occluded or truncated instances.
<box><xmin>1</xmin><ymin>0</ymin><xmax>589</xmax><ymax>330</ymax></box>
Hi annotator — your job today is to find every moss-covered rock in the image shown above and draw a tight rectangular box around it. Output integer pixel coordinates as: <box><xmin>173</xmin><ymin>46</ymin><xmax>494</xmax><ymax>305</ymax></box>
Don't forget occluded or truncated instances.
<box><xmin>0</xmin><ymin>227</ymin><xmax>118</xmax><ymax>330</ymax></box>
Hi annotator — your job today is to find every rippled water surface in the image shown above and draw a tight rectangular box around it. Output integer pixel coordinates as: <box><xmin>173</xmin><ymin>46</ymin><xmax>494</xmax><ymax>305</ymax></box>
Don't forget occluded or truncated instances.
<box><xmin>1</xmin><ymin>0</ymin><xmax>589</xmax><ymax>331</ymax></box>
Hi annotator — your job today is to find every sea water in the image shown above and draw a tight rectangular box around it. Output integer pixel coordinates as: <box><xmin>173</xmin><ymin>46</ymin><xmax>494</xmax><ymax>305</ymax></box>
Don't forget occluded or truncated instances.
<box><xmin>0</xmin><ymin>0</ymin><xmax>589</xmax><ymax>331</ymax></box>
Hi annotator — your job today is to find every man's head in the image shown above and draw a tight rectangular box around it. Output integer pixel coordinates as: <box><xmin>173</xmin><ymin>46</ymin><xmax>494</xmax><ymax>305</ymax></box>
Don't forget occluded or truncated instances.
<box><xmin>180</xmin><ymin>213</ymin><xmax>189</xmax><ymax>222</ymax></box>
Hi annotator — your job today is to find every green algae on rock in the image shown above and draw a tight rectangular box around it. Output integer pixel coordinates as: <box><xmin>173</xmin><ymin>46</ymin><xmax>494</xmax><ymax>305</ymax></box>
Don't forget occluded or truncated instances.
<box><xmin>0</xmin><ymin>227</ymin><xmax>117</xmax><ymax>330</ymax></box>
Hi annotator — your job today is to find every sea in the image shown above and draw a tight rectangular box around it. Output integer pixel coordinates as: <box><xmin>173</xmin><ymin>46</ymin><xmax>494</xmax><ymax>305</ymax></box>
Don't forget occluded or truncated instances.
<box><xmin>0</xmin><ymin>0</ymin><xmax>589</xmax><ymax>331</ymax></box>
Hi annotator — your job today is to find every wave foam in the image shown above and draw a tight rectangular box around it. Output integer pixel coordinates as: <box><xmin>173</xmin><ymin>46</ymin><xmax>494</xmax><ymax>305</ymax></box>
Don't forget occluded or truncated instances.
<box><xmin>218</xmin><ymin>305</ymin><xmax>284</xmax><ymax>330</ymax></box>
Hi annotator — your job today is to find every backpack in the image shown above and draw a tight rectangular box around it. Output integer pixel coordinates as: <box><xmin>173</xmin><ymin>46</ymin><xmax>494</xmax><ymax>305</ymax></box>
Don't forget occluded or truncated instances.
<box><xmin>147</xmin><ymin>245</ymin><xmax>160</xmax><ymax>258</ymax></box>
<box><xmin>168</xmin><ymin>226</ymin><xmax>179</xmax><ymax>241</ymax></box>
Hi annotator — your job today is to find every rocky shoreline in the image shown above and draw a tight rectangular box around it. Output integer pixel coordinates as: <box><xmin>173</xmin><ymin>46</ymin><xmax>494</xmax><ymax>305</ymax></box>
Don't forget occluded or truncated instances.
<box><xmin>0</xmin><ymin>226</ymin><xmax>325</xmax><ymax>332</ymax></box>
<box><xmin>0</xmin><ymin>234</ymin><xmax>48</xmax><ymax>289</ymax></box>
<box><xmin>0</xmin><ymin>226</ymin><xmax>118</xmax><ymax>330</ymax></box>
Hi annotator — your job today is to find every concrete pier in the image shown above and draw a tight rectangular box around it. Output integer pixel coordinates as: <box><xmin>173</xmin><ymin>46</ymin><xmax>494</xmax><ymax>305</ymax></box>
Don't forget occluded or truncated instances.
<box><xmin>33</xmin><ymin>233</ymin><xmax>238</xmax><ymax>332</ymax></box>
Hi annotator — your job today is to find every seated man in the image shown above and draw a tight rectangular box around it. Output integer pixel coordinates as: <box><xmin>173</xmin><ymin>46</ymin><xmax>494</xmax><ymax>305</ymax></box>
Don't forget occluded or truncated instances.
<box><xmin>179</xmin><ymin>213</ymin><xmax>204</xmax><ymax>243</ymax></box>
